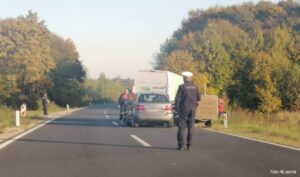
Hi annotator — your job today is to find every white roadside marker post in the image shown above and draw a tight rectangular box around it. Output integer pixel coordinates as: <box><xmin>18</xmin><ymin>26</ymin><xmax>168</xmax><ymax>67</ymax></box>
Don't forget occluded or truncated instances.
<box><xmin>223</xmin><ymin>112</ymin><xmax>228</xmax><ymax>128</ymax></box>
<box><xmin>66</xmin><ymin>104</ymin><xmax>70</xmax><ymax>111</ymax></box>
<box><xmin>16</xmin><ymin>111</ymin><xmax>20</xmax><ymax>127</ymax></box>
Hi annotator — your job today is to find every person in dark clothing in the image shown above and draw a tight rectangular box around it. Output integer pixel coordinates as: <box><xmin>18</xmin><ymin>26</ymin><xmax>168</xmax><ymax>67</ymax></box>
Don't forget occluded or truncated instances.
<box><xmin>174</xmin><ymin>71</ymin><xmax>201</xmax><ymax>151</ymax></box>
<box><xmin>118</xmin><ymin>89</ymin><xmax>129</xmax><ymax>121</ymax></box>
<box><xmin>41</xmin><ymin>93</ymin><xmax>49</xmax><ymax>116</ymax></box>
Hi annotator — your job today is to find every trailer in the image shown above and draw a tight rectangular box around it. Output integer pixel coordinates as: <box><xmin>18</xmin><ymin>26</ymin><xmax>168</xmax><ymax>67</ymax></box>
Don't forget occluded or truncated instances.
<box><xmin>195</xmin><ymin>95</ymin><xmax>218</xmax><ymax>127</ymax></box>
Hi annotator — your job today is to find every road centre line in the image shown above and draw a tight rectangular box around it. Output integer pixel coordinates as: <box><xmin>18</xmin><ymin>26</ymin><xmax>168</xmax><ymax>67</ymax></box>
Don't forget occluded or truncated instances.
<box><xmin>112</xmin><ymin>121</ymin><xmax>119</xmax><ymax>126</ymax></box>
<box><xmin>130</xmin><ymin>134</ymin><xmax>152</xmax><ymax>147</ymax></box>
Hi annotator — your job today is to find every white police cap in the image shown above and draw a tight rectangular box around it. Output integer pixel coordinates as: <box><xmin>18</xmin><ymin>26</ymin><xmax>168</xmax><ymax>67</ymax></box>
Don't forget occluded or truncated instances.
<box><xmin>181</xmin><ymin>71</ymin><xmax>193</xmax><ymax>77</ymax></box>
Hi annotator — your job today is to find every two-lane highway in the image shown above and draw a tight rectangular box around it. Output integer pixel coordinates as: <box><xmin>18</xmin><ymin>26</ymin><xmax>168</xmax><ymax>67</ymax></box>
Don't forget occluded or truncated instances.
<box><xmin>0</xmin><ymin>105</ymin><xmax>299</xmax><ymax>177</ymax></box>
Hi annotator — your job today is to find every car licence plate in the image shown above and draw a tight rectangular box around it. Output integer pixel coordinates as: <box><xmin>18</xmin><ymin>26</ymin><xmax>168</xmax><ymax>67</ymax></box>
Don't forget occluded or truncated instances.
<box><xmin>147</xmin><ymin>108</ymin><xmax>158</xmax><ymax>112</ymax></box>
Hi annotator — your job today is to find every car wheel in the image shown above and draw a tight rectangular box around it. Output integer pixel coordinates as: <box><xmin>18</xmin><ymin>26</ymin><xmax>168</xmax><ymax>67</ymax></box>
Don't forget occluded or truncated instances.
<box><xmin>123</xmin><ymin>116</ymin><xmax>127</xmax><ymax>125</ymax></box>
<box><xmin>126</xmin><ymin>118</ymin><xmax>130</xmax><ymax>126</ymax></box>
<box><xmin>131</xmin><ymin>117</ymin><xmax>138</xmax><ymax>128</ymax></box>
<box><xmin>131</xmin><ymin>118</ymin><xmax>139</xmax><ymax>128</ymax></box>
<box><xmin>167</xmin><ymin>120</ymin><xmax>174</xmax><ymax>128</ymax></box>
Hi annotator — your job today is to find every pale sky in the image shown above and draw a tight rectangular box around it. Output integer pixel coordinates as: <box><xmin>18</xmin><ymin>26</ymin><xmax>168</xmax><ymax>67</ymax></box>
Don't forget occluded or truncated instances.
<box><xmin>1</xmin><ymin>0</ymin><xmax>281</xmax><ymax>79</ymax></box>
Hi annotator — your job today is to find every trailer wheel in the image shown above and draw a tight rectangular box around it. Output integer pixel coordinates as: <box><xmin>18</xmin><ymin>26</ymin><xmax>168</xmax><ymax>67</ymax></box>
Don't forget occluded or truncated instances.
<box><xmin>204</xmin><ymin>120</ymin><xmax>212</xmax><ymax>127</ymax></box>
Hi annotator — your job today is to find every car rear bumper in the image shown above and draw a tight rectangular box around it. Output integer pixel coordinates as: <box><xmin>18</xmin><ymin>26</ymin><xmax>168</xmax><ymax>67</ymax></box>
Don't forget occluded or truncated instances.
<box><xmin>133</xmin><ymin>112</ymin><xmax>173</xmax><ymax>123</ymax></box>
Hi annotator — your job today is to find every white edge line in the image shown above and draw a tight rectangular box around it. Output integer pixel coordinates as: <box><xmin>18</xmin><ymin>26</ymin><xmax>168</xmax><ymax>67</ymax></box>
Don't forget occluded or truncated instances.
<box><xmin>0</xmin><ymin>107</ymin><xmax>86</xmax><ymax>150</ymax></box>
<box><xmin>0</xmin><ymin>118</ymin><xmax>56</xmax><ymax>150</ymax></box>
<box><xmin>130</xmin><ymin>134</ymin><xmax>152</xmax><ymax>147</ymax></box>
<box><xmin>204</xmin><ymin>128</ymin><xmax>300</xmax><ymax>152</ymax></box>
<box><xmin>112</xmin><ymin>121</ymin><xmax>119</xmax><ymax>126</ymax></box>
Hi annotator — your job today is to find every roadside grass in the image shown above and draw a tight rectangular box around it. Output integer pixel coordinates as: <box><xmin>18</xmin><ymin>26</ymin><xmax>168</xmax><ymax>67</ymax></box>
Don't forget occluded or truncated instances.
<box><xmin>0</xmin><ymin>102</ymin><xmax>66</xmax><ymax>133</ymax></box>
<box><xmin>211</xmin><ymin>108</ymin><xmax>300</xmax><ymax>148</ymax></box>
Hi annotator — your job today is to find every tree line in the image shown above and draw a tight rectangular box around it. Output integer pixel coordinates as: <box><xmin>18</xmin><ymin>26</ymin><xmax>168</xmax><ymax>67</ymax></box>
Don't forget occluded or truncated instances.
<box><xmin>154</xmin><ymin>0</ymin><xmax>300</xmax><ymax>113</ymax></box>
<box><xmin>0</xmin><ymin>11</ymin><xmax>86</xmax><ymax>109</ymax></box>
<box><xmin>83</xmin><ymin>73</ymin><xmax>134</xmax><ymax>104</ymax></box>
<box><xmin>0</xmin><ymin>12</ymin><xmax>133</xmax><ymax>110</ymax></box>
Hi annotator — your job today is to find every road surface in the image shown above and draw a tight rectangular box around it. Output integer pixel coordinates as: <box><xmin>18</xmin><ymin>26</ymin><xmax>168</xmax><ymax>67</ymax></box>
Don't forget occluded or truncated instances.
<box><xmin>0</xmin><ymin>104</ymin><xmax>299</xmax><ymax>177</ymax></box>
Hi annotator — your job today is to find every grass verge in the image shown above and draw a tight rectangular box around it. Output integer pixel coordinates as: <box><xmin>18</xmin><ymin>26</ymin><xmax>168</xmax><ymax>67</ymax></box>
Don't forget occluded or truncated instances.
<box><xmin>211</xmin><ymin>109</ymin><xmax>300</xmax><ymax>148</ymax></box>
<box><xmin>0</xmin><ymin>102</ymin><xmax>66</xmax><ymax>133</ymax></box>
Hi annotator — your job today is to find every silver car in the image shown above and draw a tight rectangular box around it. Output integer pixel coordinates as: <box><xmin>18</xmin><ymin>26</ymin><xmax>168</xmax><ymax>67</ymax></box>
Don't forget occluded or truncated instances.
<box><xmin>127</xmin><ymin>93</ymin><xmax>174</xmax><ymax>128</ymax></box>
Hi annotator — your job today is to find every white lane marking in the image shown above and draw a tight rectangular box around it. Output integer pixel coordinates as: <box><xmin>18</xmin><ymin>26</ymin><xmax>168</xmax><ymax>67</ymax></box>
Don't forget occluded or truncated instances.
<box><xmin>112</xmin><ymin>121</ymin><xmax>119</xmax><ymax>126</ymax></box>
<box><xmin>130</xmin><ymin>134</ymin><xmax>152</xmax><ymax>147</ymax></box>
<box><xmin>105</xmin><ymin>115</ymin><xmax>110</xmax><ymax>119</ymax></box>
<box><xmin>204</xmin><ymin>129</ymin><xmax>300</xmax><ymax>152</ymax></box>
<box><xmin>0</xmin><ymin>118</ymin><xmax>55</xmax><ymax>150</ymax></box>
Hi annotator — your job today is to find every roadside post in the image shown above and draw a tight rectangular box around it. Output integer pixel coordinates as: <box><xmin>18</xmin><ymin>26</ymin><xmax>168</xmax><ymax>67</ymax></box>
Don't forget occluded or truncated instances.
<box><xmin>66</xmin><ymin>104</ymin><xmax>70</xmax><ymax>111</ymax></box>
<box><xmin>223</xmin><ymin>112</ymin><xmax>228</xmax><ymax>128</ymax></box>
<box><xmin>16</xmin><ymin>111</ymin><xmax>20</xmax><ymax>127</ymax></box>
<box><xmin>20</xmin><ymin>103</ymin><xmax>27</xmax><ymax>117</ymax></box>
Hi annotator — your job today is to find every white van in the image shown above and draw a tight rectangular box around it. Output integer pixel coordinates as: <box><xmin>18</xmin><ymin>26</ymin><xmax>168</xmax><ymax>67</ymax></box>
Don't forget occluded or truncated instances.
<box><xmin>132</xmin><ymin>70</ymin><xmax>183</xmax><ymax>102</ymax></box>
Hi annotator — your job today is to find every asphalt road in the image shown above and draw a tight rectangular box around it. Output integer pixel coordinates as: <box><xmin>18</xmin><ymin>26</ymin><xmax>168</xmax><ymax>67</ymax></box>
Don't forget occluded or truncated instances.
<box><xmin>0</xmin><ymin>104</ymin><xmax>299</xmax><ymax>177</ymax></box>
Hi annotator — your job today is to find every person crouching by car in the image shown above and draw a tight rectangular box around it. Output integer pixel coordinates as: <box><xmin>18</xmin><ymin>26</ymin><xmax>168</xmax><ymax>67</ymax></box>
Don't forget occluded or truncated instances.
<box><xmin>118</xmin><ymin>89</ymin><xmax>129</xmax><ymax>121</ymax></box>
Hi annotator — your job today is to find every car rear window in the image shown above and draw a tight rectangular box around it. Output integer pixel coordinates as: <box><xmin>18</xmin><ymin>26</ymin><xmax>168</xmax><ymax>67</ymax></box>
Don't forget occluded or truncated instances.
<box><xmin>138</xmin><ymin>94</ymin><xmax>169</xmax><ymax>103</ymax></box>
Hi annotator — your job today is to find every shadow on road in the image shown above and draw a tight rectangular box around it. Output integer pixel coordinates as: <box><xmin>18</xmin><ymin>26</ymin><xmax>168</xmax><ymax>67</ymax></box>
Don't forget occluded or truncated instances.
<box><xmin>14</xmin><ymin>138</ymin><xmax>176</xmax><ymax>151</ymax></box>
<box><xmin>48</xmin><ymin>118</ymin><xmax>120</xmax><ymax>128</ymax></box>
<box><xmin>48</xmin><ymin>118</ymin><xmax>173</xmax><ymax>129</ymax></box>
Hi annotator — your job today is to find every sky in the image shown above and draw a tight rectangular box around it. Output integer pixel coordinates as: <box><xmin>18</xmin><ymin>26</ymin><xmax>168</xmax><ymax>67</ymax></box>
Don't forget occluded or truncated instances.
<box><xmin>1</xmin><ymin>0</ymin><xmax>281</xmax><ymax>79</ymax></box>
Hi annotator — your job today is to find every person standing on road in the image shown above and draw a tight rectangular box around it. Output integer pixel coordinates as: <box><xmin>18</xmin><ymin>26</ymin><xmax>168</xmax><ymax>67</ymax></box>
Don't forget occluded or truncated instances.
<box><xmin>41</xmin><ymin>93</ymin><xmax>49</xmax><ymax>116</ymax></box>
<box><xmin>118</xmin><ymin>89</ymin><xmax>129</xmax><ymax>121</ymax></box>
<box><xmin>175</xmin><ymin>71</ymin><xmax>201</xmax><ymax>151</ymax></box>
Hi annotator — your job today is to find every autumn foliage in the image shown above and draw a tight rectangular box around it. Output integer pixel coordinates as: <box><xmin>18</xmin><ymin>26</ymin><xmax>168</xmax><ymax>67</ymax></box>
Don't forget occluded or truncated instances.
<box><xmin>154</xmin><ymin>0</ymin><xmax>300</xmax><ymax>112</ymax></box>
<box><xmin>0</xmin><ymin>12</ymin><xmax>86</xmax><ymax>109</ymax></box>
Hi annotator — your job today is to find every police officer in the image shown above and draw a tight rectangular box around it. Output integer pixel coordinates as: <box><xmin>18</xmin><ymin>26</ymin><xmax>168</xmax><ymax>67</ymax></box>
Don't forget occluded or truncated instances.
<box><xmin>41</xmin><ymin>93</ymin><xmax>49</xmax><ymax>116</ymax></box>
<box><xmin>175</xmin><ymin>71</ymin><xmax>200</xmax><ymax>151</ymax></box>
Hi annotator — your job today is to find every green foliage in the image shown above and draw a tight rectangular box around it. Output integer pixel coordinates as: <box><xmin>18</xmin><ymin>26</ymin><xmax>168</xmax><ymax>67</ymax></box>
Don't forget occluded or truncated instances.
<box><xmin>279</xmin><ymin>64</ymin><xmax>300</xmax><ymax>110</ymax></box>
<box><xmin>0</xmin><ymin>11</ymin><xmax>86</xmax><ymax>109</ymax></box>
<box><xmin>49</xmin><ymin>36</ymin><xmax>86</xmax><ymax>107</ymax></box>
<box><xmin>154</xmin><ymin>0</ymin><xmax>300</xmax><ymax>111</ymax></box>
<box><xmin>82</xmin><ymin>74</ymin><xmax>131</xmax><ymax>104</ymax></box>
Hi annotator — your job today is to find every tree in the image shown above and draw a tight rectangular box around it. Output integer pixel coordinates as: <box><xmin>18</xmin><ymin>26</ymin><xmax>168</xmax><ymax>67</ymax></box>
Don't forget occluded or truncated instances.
<box><xmin>0</xmin><ymin>11</ymin><xmax>88</xmax><ymax>108</ymax></box>
<box><xmin>0</xmin><ymin>11</ymin><xmax>54</xmax><ymax>108</ymax></box>
<box><xmin>49</xmin><ymin>36</ymin><xmax>86</xmax><ymax>106</ymax></box>
<box><xmin>250</xmin><ymin>52</ymin><xmax>282</xmax><ymax>114</ymax></box>
<box><xmin>163</xmin><ymin>50</ymin><xmax>196</xmax><ymax>73</ymax></box>
<box><xmin>162</xmin><ymin>50</ymin><xmax>207</xmax><ymax>93</ymax></box>
<box><xmin>154</xmin><ymin>1</ymin><xmax>300</xmax><ymax>112</ymax></box>
<box><xmin>279</xmin><ymin>64</ymin><xmax>300</xmax><ymax>110</ymax></box>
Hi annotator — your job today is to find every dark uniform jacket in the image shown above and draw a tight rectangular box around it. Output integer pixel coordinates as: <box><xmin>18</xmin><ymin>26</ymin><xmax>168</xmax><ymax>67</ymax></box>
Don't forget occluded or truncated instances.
<box><xmin>175</xmin><ymin>81</ymin><xmax>201</xmax><ymax>117</ymax></box>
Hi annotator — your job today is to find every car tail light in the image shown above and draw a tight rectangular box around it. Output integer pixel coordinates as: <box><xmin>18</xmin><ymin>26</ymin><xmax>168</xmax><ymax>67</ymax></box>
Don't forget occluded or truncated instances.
<box><xmin>164</xmin><ymin>105</ymin><xmax>172</xmax><ymax>111</ymax></box>
<box><xmin>135</xmin><ymin>104</ymin><xmax>145</xmax><ymax>111</ymax></box>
